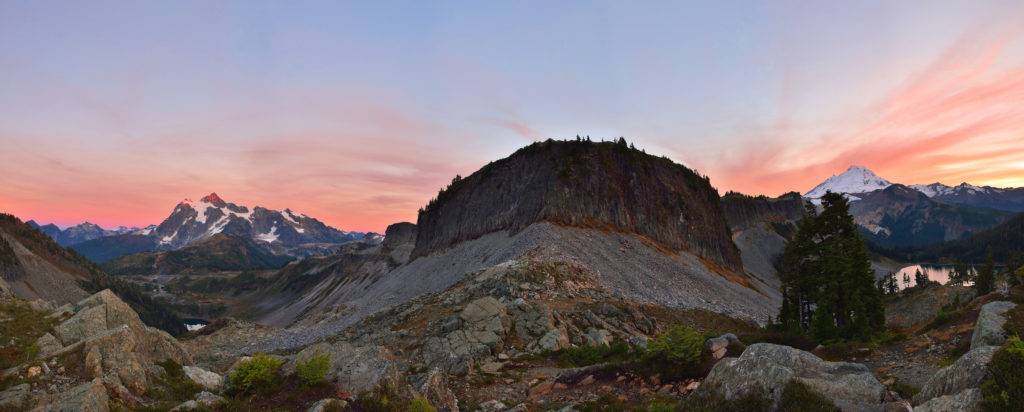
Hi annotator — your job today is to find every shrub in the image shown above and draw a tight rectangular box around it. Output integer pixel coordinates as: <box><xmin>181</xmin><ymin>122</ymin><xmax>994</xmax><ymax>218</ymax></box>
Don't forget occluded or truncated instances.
<box><xmin>295</xmin><ymin>352</ymin><xmax>330</xmax><ymax>387</ymax></box>
<box><xmin>556</xmin><ymin>341</ymin><xmax>634</xmax><ymax>367</ymax></box>
<box><xmin>646</xmin><ymin>325</ymin><xmax>705</xmax><ymax>373</ymax></box>
<box><xmin>981</xmin><ymin>336</ymin><xmax>1024</xmax><ymax>411</ymax></box>
<box><xmin>779</xmin><ymin>380</ymin><xmax>839</xmax><ymax>411</ymax></box>
<box><xmin>1004</xmin><ymin>305</ymin><xmax>1024</xmax><ymax>338</ymax></box>
<box><xmin>678</xmin><ymin>387</ymin><xmax>771</xmax><ymax>412</ymax></box>
<box><xmin>149</xmin><ymin>360</ymin><xmax>202</xmax><ymax>405</ymax></box>
<box><xmin>408</xmin><ymin>396</ymin><xmax>437</xmax><ymax>412</ymax></box>
<box><xmin>229</xmin><ymin>354</ymin><xmax>283</xmax><ymax>394</ymax></box>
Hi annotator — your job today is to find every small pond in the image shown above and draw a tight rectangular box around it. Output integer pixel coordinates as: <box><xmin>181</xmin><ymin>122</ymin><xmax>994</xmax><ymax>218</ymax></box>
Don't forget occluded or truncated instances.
<box><xmin>893</xmin><ymin>264</ymin><xmax>975</xmax><ymax>290</ymax></box>
<box><xmin>183</xmin><ymin>318</ymin><xmax>209</xmax><ymax>331</ymax></box>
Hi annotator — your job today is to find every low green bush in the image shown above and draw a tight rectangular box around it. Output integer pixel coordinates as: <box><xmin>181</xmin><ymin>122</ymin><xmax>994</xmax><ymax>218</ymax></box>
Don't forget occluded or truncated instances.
<box><xmin>145</xmin><ymin>359</ymin><xmax>202</xmax><ymax>407</ymax></box>
<box><xmin>778</xmin><ymin>380</ymin><xmax>839</xmax><ymax>411</ymax></box>
<box><xmin>645</xmin><ymin>325</ymin><xmax>705</xmax><ymax>374</ymax></box>
<box><xmin>408</xmin><ymin>396</ymin><xmax>437</xmax><ymax>412</ymax></box>
<box><xmin>1003</xmin><ymin>305</ymin><xmax>1024</xmax><ymax>338</ymax></box>
<box><xmin>555</xmin><ymin>340</ymin><xmax>634</xmax><ymax>367</ymax></box>
<box><xmin>229</xmin><ymin>354</ymin><xmax>283</xmax><ymax>394</ymax></box>
<box><xmin>295</xmin><ymin>352</ymin><xmax>330</xmax><ymax>387</ymax></box>
<box><xmin>981</xmin><ymin>336</ymin><xmax>1024</xmax><ymax>411</ymax></box>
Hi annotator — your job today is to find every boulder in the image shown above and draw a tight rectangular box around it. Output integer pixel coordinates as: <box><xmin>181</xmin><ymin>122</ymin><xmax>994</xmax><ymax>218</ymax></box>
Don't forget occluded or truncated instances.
<box><xmin>51</xmin><ymin>378</ymin><xmax>110</xmax><ymax>412</ymax></box>
<box><xmin>914</xmin><ymin>345</ymin><xmax>998</xmax><ymax>404</ymax></box>
<box><xmin>530</xmin><ymin>329</ymin><xmax>569</xmax><ymax>353</ymax></box>
<box><xmin>290</xmin><ymin>342</ymin><xmax>396</xmax><ymax>394</ymax></box>
<box><xmin>583</xmin><ymin>328</ymin><xmax>613</xmax><ymax>347</ymax></box>
<box><xmin>35</xmin><ymin>333</ymin><xmax>63</xmax><ymax>358</ymax></box>
<box><xmin>183</xmin><ymin>365</ymin><xmax>223</xmax><ymax>391</ymax></box>
<box><xmin>478</xmin><ymin>399</ymin><xmax>508</xmax><ymax>411</ymax></box>
<box><xmin>970</xmin><ymin>301</ymin><xmax>1016</xmax><ymax>350</ymax></box>
<box><xmin>307</xmin><ymin>398</ymin><xmax>348</xmax><ymax>412</ymax></box>
<box><xmin>706</xmin><ymin>336</ymin><xmax>729</xmax><ymax>360</ymax></box>
<box><xmin>696</xmin><ymin>343</ymin><xmax>885</xmax><ymax>411</ymax></box>
<box><xmin>914</xmin><ymin>388</ymin><xmax>982</xmax><ymax>412</ymax></box>
<box><xmin>170</xmin><ymin>391</ymin><xmax>225</xmax><ymax>411</ymax></box>
<box><xmin>0</xmin><ymin>383</ymin><xmax>30</xmax><ymax>410</ymax></box>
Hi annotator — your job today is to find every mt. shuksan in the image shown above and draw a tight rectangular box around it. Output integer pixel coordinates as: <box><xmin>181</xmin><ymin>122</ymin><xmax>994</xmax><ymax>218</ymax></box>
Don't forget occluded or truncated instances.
<box><xmin>804</xmin><ymin>165</ymin><xmax>892</xmax><ymax>201</ymax></box>
<box><xmin>152</xmin><ymin>192</ymin><xmax>364</xmax><ymax>255</ymax></box>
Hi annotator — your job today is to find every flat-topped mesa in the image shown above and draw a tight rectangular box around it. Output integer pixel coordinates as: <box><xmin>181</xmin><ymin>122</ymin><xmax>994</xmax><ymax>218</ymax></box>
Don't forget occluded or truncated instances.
<box><xmin>412</xmin><ymin>139</ymin><xmax>743</xmax><ymax>270</ymax></box>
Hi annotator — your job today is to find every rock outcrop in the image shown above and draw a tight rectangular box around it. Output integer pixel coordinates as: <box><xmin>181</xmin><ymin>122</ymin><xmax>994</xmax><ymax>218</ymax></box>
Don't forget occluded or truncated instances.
<box><xmin>697</xmin><ymin>343</ymin><xmax>887</xmax><ymax>411</ymax></box>
<box><xmin>20</xmin><ymin>290</ymin><xmax>194</xmax><ymax>410</ymax></box>
<box><xmin>913</xmin><ymin>345</ymin><xmax>998</xmax><ymax>405</ymax></box>
<box><xmin>720</xmin><ymin>192</ymin><xmax>804</xmax><ymax>231</ymax></box>
<box><xmin>413</xmin><ymin>139</ymin><xmax>743</xmax><ymax>271</ymax></box>
<box><xmin>915</xmin><ymin>388</ymin><xmax>982</xmax><ymax>412</ymax></box>
<box><xmin>970</xmin><ymin>301</ymin><xmax>1016</xmax><ymax>349</ymax></box>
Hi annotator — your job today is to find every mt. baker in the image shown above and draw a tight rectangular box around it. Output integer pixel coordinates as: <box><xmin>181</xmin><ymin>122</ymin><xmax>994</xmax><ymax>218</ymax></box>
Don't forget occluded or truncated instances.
<box><xmin>70</xmin><ymin>193</ymin><xmax>364</xmax><ymax>262</ymax></box>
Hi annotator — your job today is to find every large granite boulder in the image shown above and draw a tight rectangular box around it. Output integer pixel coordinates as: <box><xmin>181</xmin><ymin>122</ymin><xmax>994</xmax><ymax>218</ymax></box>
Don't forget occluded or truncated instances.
<box><xmin>914</xmin><ymin>345</ymin><xmax>998</xmax><ymax>404</ymax></box>
<box><xmin>914</xmin><ymin>388</ymin><xmax>982</xmax><ymax>412</ymax></box>
<box><xmin>286</xmin><ymin>341</ymin><xmax>398</xmax><ymax>394</ymax></box>
<box><xmin>696</xmin><ymin>343</ymin><xmax>885</xmax><ymax>411</ymax></box>
<box><xmin>50</xmin><ymin>378</ymin><xmax>110</xmax><ymax>412</ymax></box>
<box><xmin>970</xmin><ymin>301</ymin><xmax>1016</xmax><ymax>350</ymax></box>
<box><xmin>0</xmin><ymin>383</ymin><xmax>30</xmax><ymax>410</ymax></box>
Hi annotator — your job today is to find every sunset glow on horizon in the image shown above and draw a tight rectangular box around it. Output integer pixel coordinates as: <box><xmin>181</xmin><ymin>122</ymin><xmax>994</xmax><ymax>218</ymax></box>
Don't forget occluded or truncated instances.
<box><xmin>3</xmin><ymin>1</ymin><xmax>1024</xmax><ymax>232</ymax></box>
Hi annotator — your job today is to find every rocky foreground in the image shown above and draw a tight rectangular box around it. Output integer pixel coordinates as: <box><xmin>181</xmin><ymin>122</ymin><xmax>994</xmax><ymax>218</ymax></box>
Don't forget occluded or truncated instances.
<box><xmin>1</xmin><ymin>263</ymin><xmax>1020</xmax><ymax>411</ymax></box>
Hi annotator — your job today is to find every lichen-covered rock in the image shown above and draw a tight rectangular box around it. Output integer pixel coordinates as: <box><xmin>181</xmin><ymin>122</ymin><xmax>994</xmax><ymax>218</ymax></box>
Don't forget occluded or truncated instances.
<box><xmin>914</xmin><ymin>345</ymin><xmax>997</xmax><ymax>404</ymax></box>
<box><xmin>583</xmin><ymin>328</ymin><xmax>613</xmax><ymax>347</ymax></box>
<box><xmin>970</xmin><ymin>301</ymin><xmax>1016</xmax><ymax>350</ymax></box>
<box><xmin>422</xmin><ymin>297</ymin><xmax>510</xmax><ymax>374</ymax></box>
<box><xmin>914</xmin><ymin>388</ymin><xmax>982</xmax><ymax>412</ymax></box>
<box><xmin>183</xmin><ymin>366</ymin><xmax>223</xmax><ymax>391</ymax></box>
<box><xmin>289</xmin><ymin>342</ymin><xmax>396</xmax><ymax>394</ymax></box>
<box><xmin>411</xmin><ymin>367</ymin><xmax>459</xmax><ymax>412</ymax></box>
<box><xmin>52</xmin><ymin>378</ymin><xmax>109</xmax><ymax>412</ymax></box>
<box><xmin>307</xmin><ymin>398</ymin><xmax>348</xmax><ymax>412</ymax></box>
<box><xmin>36</xmin><ymin>332</ymin><xmax>62</xmax><ymax>358</ymax></box>
<box><xmin>0</xmin><ymin>383</ymin><xmax>30</xmax><ymax>410</ymax></box>
<box><xmin>697</xmin><ymin>343</ymin><xmax>885</xmax><ymax>411</ymax></box>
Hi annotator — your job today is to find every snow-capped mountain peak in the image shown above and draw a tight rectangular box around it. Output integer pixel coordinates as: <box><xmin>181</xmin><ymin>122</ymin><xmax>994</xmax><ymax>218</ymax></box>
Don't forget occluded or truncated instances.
<box><xmin>805</xmin><ymin>165</ymin><xmax>892</xmax><ymax>200</ymax></box>
<box><xmin>151</xmin><ymin>193</ymin><xmax>365</xmax><ymax>253</ymax></box>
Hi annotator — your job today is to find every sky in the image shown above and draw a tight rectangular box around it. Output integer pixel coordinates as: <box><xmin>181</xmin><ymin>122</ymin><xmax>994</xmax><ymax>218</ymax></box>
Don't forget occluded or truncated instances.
<box><xmin>2</xmin><ymin>1</ymin><xmax>1024</xmax><ymax>232</ymax></box>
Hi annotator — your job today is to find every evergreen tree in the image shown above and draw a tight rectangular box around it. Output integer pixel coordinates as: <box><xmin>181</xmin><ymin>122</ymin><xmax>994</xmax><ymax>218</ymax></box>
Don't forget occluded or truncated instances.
<box><xmin>881</xmin><ymin>271</ymin><xmax>899</xmax><ymax>295</ymax></box>
<box><xmin>777</xmin><ymin>192</ymin><xmax>885</xmax><ymax>341</ymax></box>
<box><xmin>903</xmin><ymin>272</ymin><xmax>911</xmax><ymax>290</ymax></box>
<box><xmin>914</xmin><ymin>268</ymin><xmax>929</xmax><ymax>289</ymax></box>
<box><xmin>976</xmin><ymin>247</ymin><xmax>995</xmax><ymax>295</ymax></box>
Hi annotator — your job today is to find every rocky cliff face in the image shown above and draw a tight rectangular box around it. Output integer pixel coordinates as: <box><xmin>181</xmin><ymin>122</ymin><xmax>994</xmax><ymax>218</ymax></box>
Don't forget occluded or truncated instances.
<box><xmin>720</xmin><ymin>192</ymin><xmax>805</xmax><ymax>231</ymax></box>
<box><xmin>413</xmin><ymin>139</ymin><xmax>742</xmax><ymax>270</ymax></box>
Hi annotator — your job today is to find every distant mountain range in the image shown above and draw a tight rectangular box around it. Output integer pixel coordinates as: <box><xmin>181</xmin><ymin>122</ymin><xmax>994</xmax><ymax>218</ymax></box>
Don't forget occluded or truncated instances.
<box><xmin>803</xmin><ymin>166</ymin><xmax>1022</xmax><ymax>249</ymax></box>
<box><xmin>806</xmin><ymin>165</ymin><xmax>1024</xmax><ymax>212</ymax></box>
<box><xmin>30</xmin><ymin>193</ymin><xmax>365</xmax><ymax>262</ymax></box>
<box><xmin>26</xmin><ymin>220</ymin><xmax>153</xmax><ymax>246</ymax></box>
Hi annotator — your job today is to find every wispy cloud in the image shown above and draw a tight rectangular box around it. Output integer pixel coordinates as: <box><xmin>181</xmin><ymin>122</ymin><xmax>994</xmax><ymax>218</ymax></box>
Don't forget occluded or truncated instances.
<box><xmin>700</xmin><ymin>31</ymin><xmax>1024</xmax><ymax>195</ymax></box>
